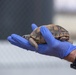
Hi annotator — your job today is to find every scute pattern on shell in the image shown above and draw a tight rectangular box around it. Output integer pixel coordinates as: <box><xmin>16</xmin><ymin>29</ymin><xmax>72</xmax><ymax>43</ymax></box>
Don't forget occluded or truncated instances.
<box><xmin>30</xmin><ymin>24</ymin><xmax>69</xmax><ymax>44</ymax></box>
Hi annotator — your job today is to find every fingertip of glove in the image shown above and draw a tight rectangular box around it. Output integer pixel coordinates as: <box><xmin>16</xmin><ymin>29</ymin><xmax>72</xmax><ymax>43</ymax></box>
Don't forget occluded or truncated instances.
<box><xmin>7</xmin><ymin>34</ymin><xmax>16</xmax><ymax>40</ymax></box>
<box><xmin>11</xmin><ymin>34</ymin><xmax>22</xmax><ymax>39</ymax></box>
<box><xmin>7</xmin><ymin>36</ymin><xmax>14</xmax><ymax>44</ymax></box>
<box><xmin>31</xmin><ymin>23</ymin><xmax>36</xmax><ymax>26</ymax></box>
<box><xmin>11</xmin><ymin>34</ymin><xmax>18</xmax><ymax>37</ymax></box>
<box><xmin>40</xmin><ymin>26</ymin><xmax>48</xmax><ymax>33</ymax></box>
<box><xmin>31</xmin><ymin>23</ymin><xmax>38</xmax><ymax>30</ymax></box>
<box><xmin>7</xmin><ymin>36</ymin><xmax>11</xmax><ymax>40</ymax></box>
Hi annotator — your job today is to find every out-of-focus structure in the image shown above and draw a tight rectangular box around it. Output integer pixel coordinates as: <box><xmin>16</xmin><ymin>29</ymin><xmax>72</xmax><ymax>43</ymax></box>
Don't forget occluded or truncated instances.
<box><xmin>0</xmin><ymin>0</ymin><xmax>54</xmax><ymax>39</ymax></box>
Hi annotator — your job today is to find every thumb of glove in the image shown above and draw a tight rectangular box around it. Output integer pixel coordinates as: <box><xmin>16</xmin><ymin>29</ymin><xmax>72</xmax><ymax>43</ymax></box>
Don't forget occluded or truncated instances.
<box><xmin>40</xmin><ymin>26</ymin><xmax>59</xmax><ymax>48</ymax></box>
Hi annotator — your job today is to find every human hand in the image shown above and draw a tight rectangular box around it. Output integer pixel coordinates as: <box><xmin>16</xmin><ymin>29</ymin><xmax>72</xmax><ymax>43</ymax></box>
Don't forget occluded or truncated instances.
<box><xmin>7</xmin><ymin>24</ymin><xmax>76</xmax><ymax>59</ymax></box>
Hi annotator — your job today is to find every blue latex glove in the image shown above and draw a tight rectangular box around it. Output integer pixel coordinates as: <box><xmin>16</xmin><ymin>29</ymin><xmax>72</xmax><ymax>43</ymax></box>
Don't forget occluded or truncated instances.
<box><xmin>7</xmin><ymin>24</ymin><xmax>76</xmax><ymax>59</ymax></box>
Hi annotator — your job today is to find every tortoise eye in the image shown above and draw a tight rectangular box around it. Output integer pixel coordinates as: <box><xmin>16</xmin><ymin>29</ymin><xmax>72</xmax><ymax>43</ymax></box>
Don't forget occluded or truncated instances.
<box><xmin>33</xmin><ymin>38</ymin><xmax>39</xmax><ymax>41</ymax></box>
<box><xmin>35</xmin><ymin>39</ymin><xmax>40</xmax><ymax>43</ymax></box>
<box><xmin>35</xmin><ymin>39</ymin><xmax>39</xmax><ymax>41</ymax></box>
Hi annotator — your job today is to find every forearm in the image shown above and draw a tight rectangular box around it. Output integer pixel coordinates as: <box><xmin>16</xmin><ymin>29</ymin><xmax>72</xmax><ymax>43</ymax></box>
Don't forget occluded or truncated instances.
<box><xmin>64</xmin><ymin>50</ymin><xmax>76</xmax><ymax>62</ymax></box>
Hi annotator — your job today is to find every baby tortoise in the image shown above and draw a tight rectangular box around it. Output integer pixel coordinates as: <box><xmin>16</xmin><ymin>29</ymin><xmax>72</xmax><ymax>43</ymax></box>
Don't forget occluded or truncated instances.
<box><xmin>23</xmin><ymin>24</ymin><xmax>72</xmax><ymax>49</ymax></box>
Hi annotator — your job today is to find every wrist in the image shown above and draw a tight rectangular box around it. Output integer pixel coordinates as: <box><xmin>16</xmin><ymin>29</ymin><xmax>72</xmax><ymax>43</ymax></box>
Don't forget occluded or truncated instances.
<box><xmin>64</xmin><ymin>50</ymin><xmax>76</xmax><ymax>62</ymax></box>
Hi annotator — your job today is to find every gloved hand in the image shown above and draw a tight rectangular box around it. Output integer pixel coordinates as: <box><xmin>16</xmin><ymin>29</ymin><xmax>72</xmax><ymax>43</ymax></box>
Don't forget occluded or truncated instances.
<box><xmin>7</xmin><ymin>24</ymin><xmax>76</xmax><ymax>59</ymax></box>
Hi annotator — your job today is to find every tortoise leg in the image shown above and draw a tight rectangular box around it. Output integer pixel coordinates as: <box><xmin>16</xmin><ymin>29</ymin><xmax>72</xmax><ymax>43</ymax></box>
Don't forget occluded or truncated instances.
<box><xmin>60</xmin><ymin>37</ymin><xmax>73</xmax><ymax>44</ymax></box>
<box><xmin>29</xmin><ymin>38</ymin><xmax>38</xmax><ymax>49</ymax></box>
<box><xmin>59</xmin><ymin>37</ymin><xmax>67</xmax><ymax>41</ymax></box>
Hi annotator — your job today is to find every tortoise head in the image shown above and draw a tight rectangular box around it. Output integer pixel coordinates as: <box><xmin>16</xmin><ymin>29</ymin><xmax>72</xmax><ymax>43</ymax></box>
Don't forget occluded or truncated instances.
<box><xmin>22</xmin><ymin>34</ymin><xmax>30</xmax><ymax>40</ymax></box>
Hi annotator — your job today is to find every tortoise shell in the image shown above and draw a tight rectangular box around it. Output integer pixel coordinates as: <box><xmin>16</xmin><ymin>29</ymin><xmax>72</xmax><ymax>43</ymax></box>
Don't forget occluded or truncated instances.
<box><xmin>23</xmin><ymin>24</ymin><xmax>71</xmax><ymax>48</ymax></box>
<box><xmin>30</xmin><ymin>24</ymin><xmax>69</xmax><ymax>43</ymax></box>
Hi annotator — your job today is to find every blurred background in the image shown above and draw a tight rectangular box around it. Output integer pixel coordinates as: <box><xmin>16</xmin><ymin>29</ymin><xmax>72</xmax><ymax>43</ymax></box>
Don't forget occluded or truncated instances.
<box><xmin>0</xmin><ymin>0</ymin><xmax>76</xmax><ymax>75</ymax></box>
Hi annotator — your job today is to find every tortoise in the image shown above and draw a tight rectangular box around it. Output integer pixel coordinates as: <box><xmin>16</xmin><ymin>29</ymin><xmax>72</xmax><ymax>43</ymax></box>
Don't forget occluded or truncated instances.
<box><xmin>22</xmin><ymin>24</ymin><xmax>72</xmax><ymax>49</ymax></box>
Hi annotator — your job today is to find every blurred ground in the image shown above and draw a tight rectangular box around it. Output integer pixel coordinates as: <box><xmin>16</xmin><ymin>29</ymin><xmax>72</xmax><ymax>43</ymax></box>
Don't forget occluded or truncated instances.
<box><xmin>0</xmin><ymin>38</ymin><xmax>76</xmax><ymax>75</ymax></box>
